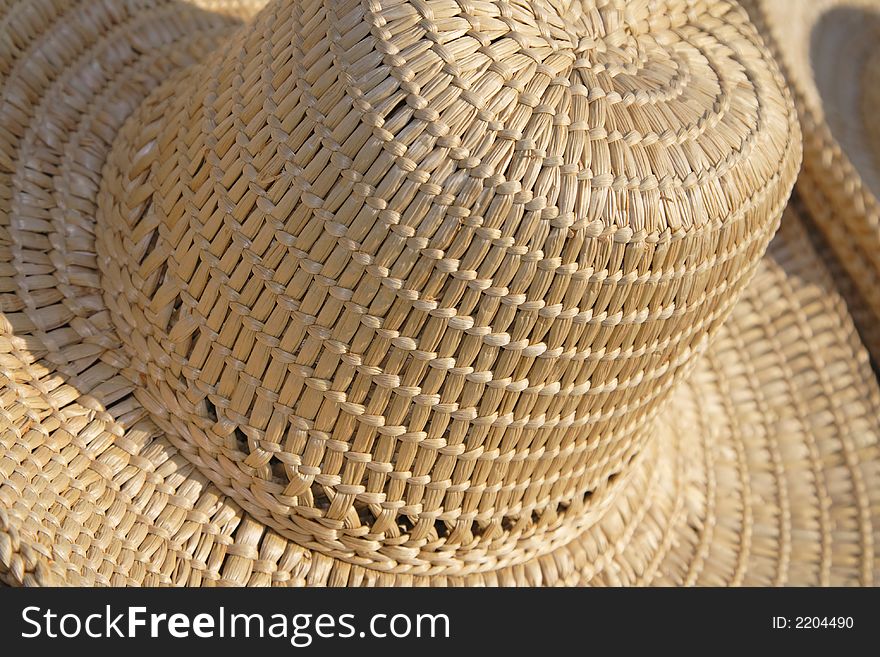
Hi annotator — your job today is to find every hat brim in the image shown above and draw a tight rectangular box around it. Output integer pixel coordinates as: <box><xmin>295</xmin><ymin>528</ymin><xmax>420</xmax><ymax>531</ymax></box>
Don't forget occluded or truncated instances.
<box><xmin>744</xmin><ymin>0</ymin><xmax>880</xmax><ymax>361</ymax></box>
<box><xmin>1</xmin><ymin>0</ymin><xmax>878</xmax><ymax>586</ymax></box>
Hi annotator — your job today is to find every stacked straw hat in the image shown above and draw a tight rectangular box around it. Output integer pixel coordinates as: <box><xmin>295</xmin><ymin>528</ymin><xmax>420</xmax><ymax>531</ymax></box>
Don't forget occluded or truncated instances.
<box><xmin>1</xmin><ymin>0</ymin><xmax>879</xmax><ymax>587</ymax></box>
<box><xmin>743</xmin><ymin>0</ymin><xmax>880</xmax><ymax>361</ymax></box>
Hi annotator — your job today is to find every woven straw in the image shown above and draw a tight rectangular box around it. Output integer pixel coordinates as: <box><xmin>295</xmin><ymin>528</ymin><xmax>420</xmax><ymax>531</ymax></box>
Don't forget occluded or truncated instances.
<box><xmin>0</xmin><ymin>0</ymin><xmax>878</xmax><ymax>587</ymax></box>
<box><xmin>743</xmin><ymin>0</ymin><xmax>880</xmax><ymax>363</ymax></box>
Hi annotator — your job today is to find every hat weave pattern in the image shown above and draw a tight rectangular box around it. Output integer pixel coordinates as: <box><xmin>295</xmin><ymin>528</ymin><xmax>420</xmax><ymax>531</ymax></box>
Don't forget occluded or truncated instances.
<box><xmin>0</xmin><ymin>0</ymin><xmax>255</xmax><ymax>585</ymax></box>
<box><xmin>743</xmin><ymin>0</ymin><xmax>880</xmax><ymax>361</ymax></box>
<box><xmin>95</xmin><ymin>0</ymin><xmax>798</xmax><ymax>572</ymax></box>
<box><xmin>6</xmin><ymin>0</ymin><xmax>880</xmax><ymax>589</ymax></box>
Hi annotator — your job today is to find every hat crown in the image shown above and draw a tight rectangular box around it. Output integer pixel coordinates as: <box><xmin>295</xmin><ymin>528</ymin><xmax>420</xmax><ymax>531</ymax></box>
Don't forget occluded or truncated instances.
<box><xmin>97</xmin><ymin>0</ymin><xmax>796</xmax><ymax>570</ymax></box>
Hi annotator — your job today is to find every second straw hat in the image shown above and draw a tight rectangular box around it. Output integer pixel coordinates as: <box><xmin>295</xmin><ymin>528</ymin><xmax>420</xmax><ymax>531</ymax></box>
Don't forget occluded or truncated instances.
<box><xmin>1</xmin><ymin>0</ymin><xmax>879</xmax><ymax>586</ymax></box>
<box><xmin>744</xmin><ymin>0</ymin><xmax>880</xmax><ymax>359</ymax></box>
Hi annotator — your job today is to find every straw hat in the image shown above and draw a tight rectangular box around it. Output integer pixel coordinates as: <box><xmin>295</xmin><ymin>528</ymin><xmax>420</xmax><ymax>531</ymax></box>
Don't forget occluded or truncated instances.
<box><xmin>743</xmin><ymin>0</ymin><xmax>880</xmax><ymax>360</ymax></box>
<box><xmin>1</xmin><ymin>0</ymin><xmax>879</xmax><ymax>587</ymax></box>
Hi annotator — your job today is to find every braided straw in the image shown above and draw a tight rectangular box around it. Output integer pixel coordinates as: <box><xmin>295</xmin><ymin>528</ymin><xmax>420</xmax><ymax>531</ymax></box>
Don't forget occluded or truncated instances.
<box><xmin>2</xmin><ymin>0</ymin><xmax>877</xmax><ymax>587</ymax></box>
<box><xmin>96</xmin><ymin>0</ymin><xmax>800</xmax><ymax>573</ymax></box>
<box><xmin>742</xmin><ymin>0</ymin><xmax>880</xmax><ymax>363</ymax></box>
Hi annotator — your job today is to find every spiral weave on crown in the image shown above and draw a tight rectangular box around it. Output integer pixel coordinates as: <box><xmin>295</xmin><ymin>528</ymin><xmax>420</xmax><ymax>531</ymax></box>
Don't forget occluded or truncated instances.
<box><xmin>96</xmin><ymin>0</ymin><xmax>799</xmax><ymax>574</ymax></box>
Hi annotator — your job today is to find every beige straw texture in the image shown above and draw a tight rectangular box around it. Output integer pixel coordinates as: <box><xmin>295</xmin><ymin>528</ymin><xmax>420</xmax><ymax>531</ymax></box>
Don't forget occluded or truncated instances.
<box><xmin>743</xmin><ymin>0</ymin><xmax>880</xmax><ymax>362</ymax></box>
<box><xmin>1</xmin><ymin>0</ymin><xmax>878</xmax><ymax>587</ymax></box>
<box><xmin>643</xmin><ymin>208</ymin><xmax>880</xmax><ymax>587</ymax></box>
<box><xmin>96</xmin><ymin>0</ymin><xmax>799</xmax><ymax>572</ymax></box>
<box><xmin>793</xmin><ymin>193</ymin><xmax>880</xmax><ymax>369</ymax></box>
<box><xmin>199</xmin><ymin>0</ymin><xmax>268</xmax><ymax>17</ymax></box>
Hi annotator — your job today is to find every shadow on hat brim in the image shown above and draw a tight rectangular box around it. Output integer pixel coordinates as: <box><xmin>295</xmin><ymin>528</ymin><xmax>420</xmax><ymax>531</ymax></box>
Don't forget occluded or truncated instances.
<box><xmin>0</xmin><ymin>0</ymin><xmax>878</xmax><ymax>586</ymax></box>
<box><xmin>744</xmin><ymin>0</ymin><xmax>880</xmax><ymax>365</ymax></box>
